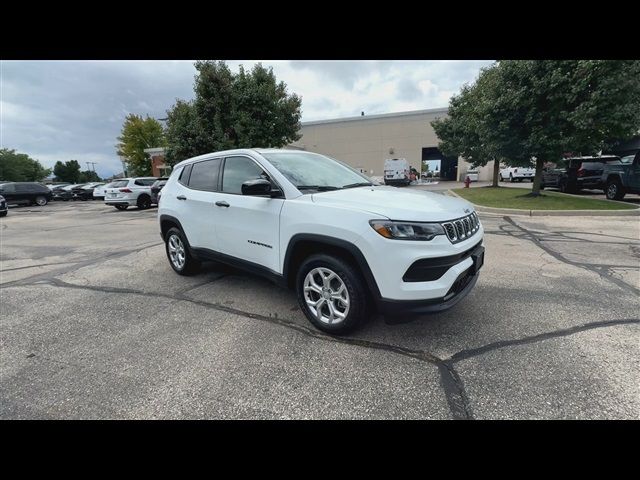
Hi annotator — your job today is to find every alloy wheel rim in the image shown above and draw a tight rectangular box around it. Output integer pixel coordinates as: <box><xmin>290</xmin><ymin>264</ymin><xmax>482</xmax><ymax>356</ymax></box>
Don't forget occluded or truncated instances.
<box><xmin>36</xmin><ymin>197</ymin><xmax>46</xmax><ymax>206</ymax></box>
<box><xmin>168</xmin><ymin>234</ymin><xmax>186</xmax><ymax>270</ymax></box>
<box><xmin>303</xmin><ymin>267</ymin><xmax>350</xmax><ymax>325</ymax></box>
<box><xmin>608</xmin><ymin>184</ymin><xmax>617</xmax><ymax>197</ymax></box>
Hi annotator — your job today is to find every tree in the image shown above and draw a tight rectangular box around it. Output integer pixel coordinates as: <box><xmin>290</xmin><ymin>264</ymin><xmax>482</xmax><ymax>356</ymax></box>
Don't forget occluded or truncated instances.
<box><xmin>0</xmin><ymin>149</ymin><xmax>51</xmax><ymax>182</ymax></box>
<box><xmin>434</xmin><ymin>60</ymin><xmax>640</xmax><ymax>195</ymax></box>
<box><xmin>432</xmin><ymin>64</ymin><xmax>509</xmax><ymax>187</ymax></box>
<box><xmin>494</xmin><ymin>60</ymin><xmax>640</xmax><ymax>195</ymax></box>
<box><xmin>165</xmin><ymin>61</ymin><xmax>302</xmax><ymax>165</ymax></box>
<box><xmin>79</xmin><ymin>170</ymin><xmax>101</xmax><ymax>183</ymax></box>
<box><xmin>117</xmin><ymin>114</ymin><xmax>166</xmax><ymax>176</ymax></box>
<box><xmin>53</xmin><ymin>160</ymin><xmax>82</xmax><ymax>183</ymax></box>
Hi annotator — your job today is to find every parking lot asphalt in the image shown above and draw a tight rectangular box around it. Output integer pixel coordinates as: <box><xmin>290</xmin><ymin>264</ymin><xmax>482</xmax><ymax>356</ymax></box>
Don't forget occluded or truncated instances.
<box><xmin>1</xmin><ymin>201</ymin><xmax>639</xmax><ymax>419</ymax></box>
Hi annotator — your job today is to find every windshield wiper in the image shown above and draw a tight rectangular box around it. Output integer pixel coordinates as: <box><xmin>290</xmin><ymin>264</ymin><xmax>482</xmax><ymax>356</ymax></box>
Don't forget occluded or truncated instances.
<box><xmin>297</xmin><ymin>185</ymin><xmax>340</xmax><ymax>191</ymax></box>
<box><xmin>341</xmin><ymin>182</ymin><xmax>373</xmax><ymax>189</ymax></box>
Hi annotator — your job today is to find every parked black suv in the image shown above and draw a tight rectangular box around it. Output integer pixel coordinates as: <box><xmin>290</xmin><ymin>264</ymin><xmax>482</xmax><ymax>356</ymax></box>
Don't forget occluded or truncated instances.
<box><xmin>150</xmin><ymin>178</ymin><xmax>168</xmax><ymax>204</ymax></box>
<box><xmin>0</xmin><ymin>182</ymin><xmax>53</xmax><ymax>206</ymax></box>
<box><xmin>541</xmin><ymin>156</ymin><xmax>619</xmax><ymax>193</ymax></box>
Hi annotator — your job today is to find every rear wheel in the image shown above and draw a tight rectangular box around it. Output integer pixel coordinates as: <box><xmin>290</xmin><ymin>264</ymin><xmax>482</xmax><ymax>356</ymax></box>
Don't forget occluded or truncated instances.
<box><xmin>499</xmin><ymin>174</ymin><xmax>504</xmax><ymax>182</ymax></box>
<box><xmin>605</xmin><ymin>178</ymin><xmax>625</xmax><ymax>200</ymax></box>
<box><xmin>0</xmin><ymin>211</ymin><xmax>7</xmax><ymax>217</ymax></box>
<box><xmin>34</xmin><ymin>196</ymin><xmax>48</xmax><ymax>206</ymax></box>
<box><xmin>115</xmin><ymin>205</ymin><xmax>128</xmax><ymax>210</ymax></box>
<box><xmin>165</xmin><ymin>227</ymin><xmax>200</xmax><ymax>275</ymax></box>
<box><xmin>296</xmin><ymin>254</ymin><xmax>368</xmax><ymax>334</ymax></box>
<box><xmin>509</xmin><ymin>174</ymin><xmax>515</xmax><ymax>183</ymax></box>
<box><xmin>137</xmin><ymin>194</ymin><xmax>151</xmax><ymax>210</ymax></box>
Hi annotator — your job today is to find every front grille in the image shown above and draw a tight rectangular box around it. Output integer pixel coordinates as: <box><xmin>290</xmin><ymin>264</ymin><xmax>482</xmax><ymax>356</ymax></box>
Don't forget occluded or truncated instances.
<box><xmin>443</xmin><ymin>269</ymin><xmax>473</xmax><ymax>301</ymax></box>
<box><xmin>441</xmin><ymin>212</ymin><xmax>481</xmax><ymax>244</ymax></box>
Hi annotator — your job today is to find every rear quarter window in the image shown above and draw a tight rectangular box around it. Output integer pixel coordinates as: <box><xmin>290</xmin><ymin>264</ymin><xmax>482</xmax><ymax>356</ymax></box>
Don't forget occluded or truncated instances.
<box><xmin>110</xmin><ymin>180</ymin><xmax>129</xmax><ymax>188</ymax></box>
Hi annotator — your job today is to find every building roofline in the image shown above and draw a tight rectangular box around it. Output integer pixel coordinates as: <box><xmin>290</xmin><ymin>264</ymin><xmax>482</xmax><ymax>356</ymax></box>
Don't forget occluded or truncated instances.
<box><xmin>301</xmin><ymin>107</ymin><xmax>449</xmax><ymax>126</ymax></box>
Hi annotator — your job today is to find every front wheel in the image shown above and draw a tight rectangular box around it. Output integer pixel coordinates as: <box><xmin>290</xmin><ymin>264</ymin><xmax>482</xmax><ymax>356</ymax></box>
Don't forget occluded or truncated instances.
<box><xmin>0</xmin><ymin>211</ymin><xmax>7</xmax><ymax>217</ymax></box>
<box><xmin>605</xmin><ymin>179</ymin><xmax>625</xmax><ymax>200</ymax></box>
<box><xmin>296</xmin><ymin>254</ymin><xmax>368</xmax><ymax>334</ymax></box>
<box><xmin>509</xmin><ymin>174</ymin><xmax>515</xmax><ymax>183</ymax></box>
<box><xmin>165</xmin><ymin>227</ymin><xmax>200</xmax><ymax>275</ymax></box>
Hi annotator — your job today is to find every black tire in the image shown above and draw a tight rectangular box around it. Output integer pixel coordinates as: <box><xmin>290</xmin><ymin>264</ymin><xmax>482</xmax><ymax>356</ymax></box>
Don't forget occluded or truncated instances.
<box><xmin>558</xmin><ymin>180</ymin><xmax>567</xmax><ymax>193</ymax></box>
<box><xmin>34</xmin><ymin>195</ymin><xmax>48</xmax><ymax>206</ymax></box>
<box><xmin>509</xmin><ymin>174</ymin><xmax>515</xmax><ymax>183</ymax></box>
<box><xmin>0</xmin><ymin>211</ymin><xmax>7</xmax><ymax>217</ymax></box>
<box><xmin>605</xmin><ymin>178</ymin><xmax>625</xmax><ymax>200</ymax></box>
<box><xmin>164</xmin><ymin>227</ymin><xmax>200</xmax><ymax>275</ymax></box>
<box><xmin>137</xmin><ymin>194</ymin><xmax>152</xmax><ymax>210</ymax></box>
<box><xmin>499</xmin><ymin>174</ymin><xmax>504</xmax><ymax>182</ymax></box>
<box><xmin>115</xmin><ymin>205</ymin><xmax>128</xmax><ymax>210</ymax></box>
<box><xmin>296</xmin><ymin>254</ymin><xmax>368</xmax><ymax>334</ymax></box>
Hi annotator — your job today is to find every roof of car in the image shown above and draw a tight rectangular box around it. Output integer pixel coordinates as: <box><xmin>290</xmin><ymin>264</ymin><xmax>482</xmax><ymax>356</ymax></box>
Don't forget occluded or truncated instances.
<box><xmin>173</xmin><ymin>148</ymin><xmax>319</xmax><ymax>168</ymax></box>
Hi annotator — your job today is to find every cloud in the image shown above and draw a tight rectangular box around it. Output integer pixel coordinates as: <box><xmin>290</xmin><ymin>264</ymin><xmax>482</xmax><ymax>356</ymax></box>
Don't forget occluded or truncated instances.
<box><xmin>1</xmin><ymin>60</ymin><xmax>494</xmax><ymax>177</ymax></box>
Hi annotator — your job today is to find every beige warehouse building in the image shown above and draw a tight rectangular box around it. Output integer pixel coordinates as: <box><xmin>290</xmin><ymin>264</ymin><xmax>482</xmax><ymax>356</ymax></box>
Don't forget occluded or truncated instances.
<box><xmin>289</xmin><ymin>107</ymin><xmax>495</xmax><ymax>182</ymax></box>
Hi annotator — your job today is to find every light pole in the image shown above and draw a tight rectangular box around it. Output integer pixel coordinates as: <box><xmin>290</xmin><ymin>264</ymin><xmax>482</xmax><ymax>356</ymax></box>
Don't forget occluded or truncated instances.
<box><xmin>118</xmin><ymin>155</ymin><xmax>128</xmax><ymax>178</ymax></box>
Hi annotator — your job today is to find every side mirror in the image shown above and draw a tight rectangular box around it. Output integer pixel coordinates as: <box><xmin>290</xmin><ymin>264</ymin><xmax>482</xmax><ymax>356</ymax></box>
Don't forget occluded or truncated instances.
<box><xmin>242</xmin><ymin>178</ymin><xmax>281</xmax><ymax>197</ymax></box>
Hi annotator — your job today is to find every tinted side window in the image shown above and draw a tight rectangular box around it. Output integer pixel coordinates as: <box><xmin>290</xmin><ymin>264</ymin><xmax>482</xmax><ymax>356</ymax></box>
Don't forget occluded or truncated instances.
<box><xmin>0</xmin><ymin>183</ymin><xmax>16</xmax><ymax>193</ymax></box>
<box><xmin>221</xmin><ymin>157</ymin><xmax>265</xmax><ymax>194</ymax></box>
<box><xmin>188</xmin><ymin>159</ymin><xmax>222</xmax><ymax>192</ymax></box>
<box><xmin>15</xmin><ymin>184</ymin><xmax>32</xmax><ymax>193</ymax></box>
<box><xmin>134</xmin><ymin>179</ymin><xmax>156</xmax><ymax>186</ymax></box>
<box><xmin>178</xmin><ymin>164</ymin><xmax>192</xmax><ymax>186</ymax></box>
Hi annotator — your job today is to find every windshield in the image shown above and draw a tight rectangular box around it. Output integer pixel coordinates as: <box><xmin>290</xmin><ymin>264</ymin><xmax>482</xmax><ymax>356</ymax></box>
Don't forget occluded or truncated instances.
<box><xmin>261</xmin><ymin>151</ymin><xmax>373</xmax><ymax>191</ymax></box>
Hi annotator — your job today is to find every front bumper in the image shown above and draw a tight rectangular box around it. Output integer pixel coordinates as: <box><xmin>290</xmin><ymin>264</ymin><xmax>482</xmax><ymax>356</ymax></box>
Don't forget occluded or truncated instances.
<box><xmin>105</xmin><ymin>198</ymin><xmax>136</xmax><ymax>206</ymax></box>
<box><xmin>378</xmin><ymin>257</ymin><xmax>481</xmax><ymax>316</ymax></box>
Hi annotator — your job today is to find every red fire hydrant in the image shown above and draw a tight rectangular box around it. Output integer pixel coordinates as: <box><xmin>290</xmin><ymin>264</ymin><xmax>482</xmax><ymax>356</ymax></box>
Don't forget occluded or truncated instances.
<box><xmin>464</xmin><ymin>176</ymin><xmax>471</xmax><ymax>188</ymax></box>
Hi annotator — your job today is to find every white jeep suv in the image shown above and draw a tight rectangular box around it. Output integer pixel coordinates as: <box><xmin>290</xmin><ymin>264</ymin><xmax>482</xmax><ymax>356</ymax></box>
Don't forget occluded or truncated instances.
<box><xmin>159</xmin><ymin>149</ymin><xmax>484</xmax><ymax>334</ymax></box>
<box><xmin>104</xmin><ymin>177</ymin><xmax>158</xmax><ymax>210</ymax></box>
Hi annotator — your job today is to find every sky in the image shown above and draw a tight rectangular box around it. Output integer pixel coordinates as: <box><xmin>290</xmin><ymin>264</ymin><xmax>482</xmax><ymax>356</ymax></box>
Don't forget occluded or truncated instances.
<box><xmin>1</xmin><ymin>60</ymin><xmax>493</xmax><ymax>178</ymax></box>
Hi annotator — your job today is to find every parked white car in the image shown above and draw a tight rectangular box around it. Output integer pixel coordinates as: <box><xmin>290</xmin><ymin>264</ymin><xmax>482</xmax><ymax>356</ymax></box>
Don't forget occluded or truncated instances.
<box><xmin>93</xmin><ymin>182</ymin><xmax>114</xmax><ymax>199</ymax></box>
<box><xmin>158</xmin><ymin>149</ymin><xmax>484</xmax><ymax>334</ymax></box>
<box><xmin>499</xmin><ymin>166</ymin><xmax>535</xmax><ymax>182</ymax></box>
<box><xmin>104</xmin><ymin>177</ymin><xmax>158</xmax><ymax>210</ymax></box>
<box><xmin>465</xmin><ymin>170</ymin><xmax>479</xmax><ymax>182</ymax></box>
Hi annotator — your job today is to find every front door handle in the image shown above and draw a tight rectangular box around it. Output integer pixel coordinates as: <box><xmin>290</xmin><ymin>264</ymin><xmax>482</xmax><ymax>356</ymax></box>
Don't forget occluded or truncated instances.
<box><xmin>215</xmin><ymin>201</ymin><xmax>230</xmax><ymax>208</ymax></box>
<box><xmin>176</xmin><ymin>195</ymin><xmax>187</xmax><ymax>201</ymax></box>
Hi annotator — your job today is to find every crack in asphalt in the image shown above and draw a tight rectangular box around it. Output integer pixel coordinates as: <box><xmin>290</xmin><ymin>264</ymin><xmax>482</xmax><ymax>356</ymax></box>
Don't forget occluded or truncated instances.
<box><xmin>502</xmin><ymin>217</ymin><xmax>640</xmax><ymax>296</ymax></box>
<box><xmin>448</xmin><ymin>318</ymin><xmax>640</xmax><ymax>363</ymax></box>
<box><xmin>3</xmin><ymin>212</ymin><xmax>638</xmax><ymax>420</ymax></box>
<box><xmin>9</xmin><ymin>273</ymin><xmax>638</xmax><ymax>420</ymax></box>
<box><xmin>0</xmin><ymin>242</ymin><xmax>162</xmax><ymax>288</ymax></box>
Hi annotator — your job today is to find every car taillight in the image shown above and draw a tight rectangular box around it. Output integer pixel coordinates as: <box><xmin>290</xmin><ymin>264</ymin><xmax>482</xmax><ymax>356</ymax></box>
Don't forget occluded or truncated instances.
<box><xmin>119</xmin><ymin>188</ymin><xmax>132</xmax><ymax>193</ymax></box>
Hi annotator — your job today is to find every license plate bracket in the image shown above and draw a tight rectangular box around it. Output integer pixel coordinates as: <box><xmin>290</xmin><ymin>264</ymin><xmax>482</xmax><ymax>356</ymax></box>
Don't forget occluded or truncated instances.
<box><xmin>470</xmin><ymin>247</ymin><xmax>485</xmax><ymax>275</ymax></box>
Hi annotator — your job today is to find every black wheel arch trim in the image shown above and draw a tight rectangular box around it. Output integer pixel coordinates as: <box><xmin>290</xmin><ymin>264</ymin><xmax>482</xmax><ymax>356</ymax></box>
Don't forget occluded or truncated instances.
<box><xmin>283</xmin><ymin>233</ymin><xmax>382</xmax><ymax>302</ymax></box>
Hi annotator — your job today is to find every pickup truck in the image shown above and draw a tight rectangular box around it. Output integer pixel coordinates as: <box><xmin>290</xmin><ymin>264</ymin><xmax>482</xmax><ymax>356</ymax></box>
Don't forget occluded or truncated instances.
<box><xmin>499</xmin><ymin>165</ymin><xmax>535</xmax><ymax>182</ymax></box>
<box><xmin>601</xmin><ymin>152</ymin><xmax>640</xmax><ymax>200</ymax></box>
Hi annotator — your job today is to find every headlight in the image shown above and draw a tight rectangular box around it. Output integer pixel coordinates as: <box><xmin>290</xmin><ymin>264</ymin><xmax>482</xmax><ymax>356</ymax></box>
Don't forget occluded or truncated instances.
<box><xmin>369</xmin><ymin>220</ymin><xmax>445</xmax><ymax>241</ymax></box>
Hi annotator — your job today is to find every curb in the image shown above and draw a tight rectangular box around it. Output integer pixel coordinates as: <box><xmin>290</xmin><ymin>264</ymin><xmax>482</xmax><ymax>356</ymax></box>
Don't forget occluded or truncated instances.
<box><xmin>446</xmin><ymin>190</ymin><xmax>640</xmax><ymax>217</ymax></box>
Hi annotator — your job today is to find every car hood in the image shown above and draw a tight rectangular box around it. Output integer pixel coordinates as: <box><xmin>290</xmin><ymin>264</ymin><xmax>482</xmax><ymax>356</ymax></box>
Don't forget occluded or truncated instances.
<box><xmin>311</xmin><ymin>186</ymin><xmax>475</xmax><ymax>222</ymax></box>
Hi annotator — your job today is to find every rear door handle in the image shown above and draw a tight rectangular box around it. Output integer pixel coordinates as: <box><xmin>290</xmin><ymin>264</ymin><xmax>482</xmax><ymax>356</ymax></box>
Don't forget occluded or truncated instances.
<box><xmin>176</xmin><ymin>195</ymin><xmax>187</xmax><ymax>200</ymax></box>
<box><xmin>215</xmin><ymin>201</ymin><xmax>230</xmax><ymax>208</ymax></box>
